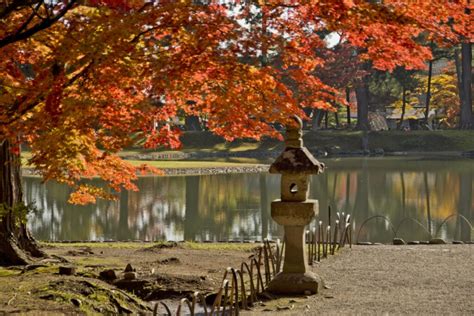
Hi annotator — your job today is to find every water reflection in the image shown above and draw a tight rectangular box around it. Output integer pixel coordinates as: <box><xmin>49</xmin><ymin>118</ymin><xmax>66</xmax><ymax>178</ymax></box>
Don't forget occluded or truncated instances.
<box><xmin>25</xmin><ymin>157</ymin><xmax>473</xmax><ymax>242</ymax></box>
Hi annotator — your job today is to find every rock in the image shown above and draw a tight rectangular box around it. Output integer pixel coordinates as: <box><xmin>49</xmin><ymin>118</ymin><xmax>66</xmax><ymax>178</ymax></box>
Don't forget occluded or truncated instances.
<box><xmin>70</xmin><ymin>298</ymin><xmax>81</xmax><ymax>307</ymax></box>
<box><xmin>59</xmin><ymin>266</ymin><xmax>76</xmax><ymax>275</ymax></box>
<box><xmin>67</xmin><ymin>247</ymin><xmax>93</xmax><ymax>256</ymax></box>
<box><xmin>407</xmin><ymin>241</ymin><xmax>420</xmax><ymax>245</ymax></box>
<box><xmin>452</xmin><ymin>240</ymin><xmax>464</xmax><ymax>244</ymax></box>
<box><xmin>429</xmin><ymin>238</ymin><xmax>447</xmax><ymax>244</ymax></box>
<box><xmin>304</xmin><ymin>290</ymin><xmax>312</xmax><ymax>295</ymax></box>
<box><xmin>315</xmin><ymin>149</ymin><xmax>328</xmax><ymax>157</ymax></box>
<box><xmin>276</xmin><ymin>305</ymin><xmax>294</xmax><ymax>311</ymax></box>
<box><xmin>357</xmin><ymin>242</ymin><xmax>372</xmax><ymax>245</ymax></box>
<box><xmin>124</xmin><ymin>263</ymin><xmax>134</xmax><ymax>272</ymax></box>
<box><xmin>393</xmin><ymin>238</ymin><xmax>406</xmax><ymax>245</ymax></box>
<box><xmin>114</xmin><ymin>279</ymin><xmax>151</xmax><ymax>297</ymax></box>
<box><xmin>351</xmin><ymin>150</ymin><xmax>365</xmax><ymax>156</ymax></box>
<box><xmin>326</xmin><ymin>145</ymin><xmax>342</xmax><ymax>155</ymax></box>
<box><xmin>157</xmin><ymin>257</ymin><xmax>180</xmax><ymax>265</ymax></box>
<box><xmin>99</xmin><ymin>269</ymin><xmax>117</xmax><ymax>281</ymax></box>
<box><xmin>124</xmin><ymin>272</ymin><xmax>137</xmax><ymax>280</ymax></box>
<box><xmin>23</xmin><ymin>264</ymin><xmax>47</xmax><ymax>272</ymax></box>
<box><xmin>372</xmin><ymin>148</ymin><xmax>385</xmax><ymax>156</ymax></box>
<box><xmin>419</xmin><ymin>241</ymin><xmax>430</xmax><ymax>245</ymax></box>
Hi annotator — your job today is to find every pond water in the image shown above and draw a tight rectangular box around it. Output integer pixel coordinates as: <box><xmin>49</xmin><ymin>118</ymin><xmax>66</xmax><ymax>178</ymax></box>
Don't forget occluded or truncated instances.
<box><xmin>25</xmin><ymin>157</ymin><xmax>473</xmax><ymax>243</ymax></box>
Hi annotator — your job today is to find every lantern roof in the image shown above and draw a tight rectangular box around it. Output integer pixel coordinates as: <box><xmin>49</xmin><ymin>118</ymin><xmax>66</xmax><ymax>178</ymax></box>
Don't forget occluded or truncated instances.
<box><xmin>269</xmin><ymin>116</ymin><xmax>325</xmax><ymax>175</ymax></box>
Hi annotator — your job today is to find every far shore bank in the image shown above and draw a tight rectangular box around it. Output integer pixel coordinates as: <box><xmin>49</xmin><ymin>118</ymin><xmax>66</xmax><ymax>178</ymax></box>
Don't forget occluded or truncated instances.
<box><xmin>19</xmin><ymin>130</ymin><xmax>474</xmax><ymax>177</ymax></box>
<box><xmin>21</xmin><ymin>150</ymin><xmax>473</xmax><ymax>177</ymax></box>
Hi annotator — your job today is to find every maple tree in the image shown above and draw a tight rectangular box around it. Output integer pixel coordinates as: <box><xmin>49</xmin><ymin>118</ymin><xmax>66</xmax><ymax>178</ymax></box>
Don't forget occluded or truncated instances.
<box><xmin>0</xmin><ymin>1</ymin><xmax>472</xmax><ymax>265</ymax></box>
<box><xmin>397</xmin><ymin>73</ymin><xmax>461</xmax><ymax>128</ymax></box>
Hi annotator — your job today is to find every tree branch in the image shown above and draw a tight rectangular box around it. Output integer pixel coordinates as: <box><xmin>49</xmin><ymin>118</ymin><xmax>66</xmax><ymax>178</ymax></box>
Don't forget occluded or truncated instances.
<box><xmin>14</xmin><ymin>1</ymin><xmax>44</xmax><ymax>36</ymax></box>
<box><xmin>0</xmin><ymin>0</ymin><xmax>77</xmax><ymax>49</ymax></box>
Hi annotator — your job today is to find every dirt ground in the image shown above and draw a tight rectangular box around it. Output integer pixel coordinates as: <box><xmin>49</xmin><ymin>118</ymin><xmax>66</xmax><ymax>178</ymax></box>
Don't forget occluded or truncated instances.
<box><xmin>0</xmin><ymin>243</ymin><xmax>473</xmax><ymax>315</ymax></box>
<box><xmin>0</xmin><ymin>242</ymin><xmax>257</xmax><ymax>314</ymax></box>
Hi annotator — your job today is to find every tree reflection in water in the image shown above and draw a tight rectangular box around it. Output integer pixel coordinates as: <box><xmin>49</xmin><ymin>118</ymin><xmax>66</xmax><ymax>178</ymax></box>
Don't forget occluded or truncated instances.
<box><xmin>25</xmin><ymin>157</ymin><xmax>473</xmax><ymax>242</ymax></box>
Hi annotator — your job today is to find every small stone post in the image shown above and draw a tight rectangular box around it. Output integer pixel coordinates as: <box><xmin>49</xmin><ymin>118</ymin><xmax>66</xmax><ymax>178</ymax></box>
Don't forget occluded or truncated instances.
<box><xmin>266</xmin><ymin>116</ymin><xmax>325</xmax><ymax>294</ymax></box>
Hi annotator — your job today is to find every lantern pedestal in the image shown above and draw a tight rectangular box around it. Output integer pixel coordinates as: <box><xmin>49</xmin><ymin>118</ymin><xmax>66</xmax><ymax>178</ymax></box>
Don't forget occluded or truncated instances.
<box><xmin>267</xmin><ymin>200</ymin><xmax>323</xmax><ymax>294</ymax></box>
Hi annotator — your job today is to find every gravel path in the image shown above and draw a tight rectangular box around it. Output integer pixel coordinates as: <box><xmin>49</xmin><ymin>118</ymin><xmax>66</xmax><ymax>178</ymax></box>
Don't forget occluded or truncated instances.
<box><xmin>251</xmin><ymin>245</ymin><xmax>474</xmax><ymax>315</ymax></box>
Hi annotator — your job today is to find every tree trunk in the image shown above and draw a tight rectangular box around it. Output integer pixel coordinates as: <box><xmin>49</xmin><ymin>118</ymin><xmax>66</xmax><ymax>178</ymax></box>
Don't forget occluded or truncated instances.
<box><xmin>0</xmin><ymin>139</ymin><xmax>45</xmax><ymax>266</ymax></box>
<box><xmin>324</xmin><ymin>111</ymin><xmax>329</xmax><ymax>129</ymax></box>
<box><xmin>424</xmin><ymin>60</ymin><xmax>433</xmax><ymax>125</ymax></box>
<box><xmin>334</xmin><ymin>109</ymin><xmax>340</xmax><ymax>128</ymax></box>
<box><xmin>454</xmin><ymin>49</ymin><xmax>464</xmax><ymax>107</ymax></box>
<box><xmin>302</xmin><ymin>107</ymin><xmax>313</xmax><ymax>129</ymax></box>
<box><xmin>459</xmin><ymin>42</ymin><xmax>472</xmax><ymax>129</ymax></box>
<box><xmin>398</xmin><ymin>86</ymin><xmax>407</xmax><ymax>130</ymax></box>
<box><xmin>346</xmin><ymin>87</ymin><xmax>351</xmax><ymax>127</ymax></box>
<box><xmin>311</xmin><ymin>109</ymin><xmax>324</xmax><ymax>131</ymax></box>
<box><xmin>184</xmin><ymin>115</ymin><xmax>202</xmax><ymax>131</ymax></box>
<box><xmin>355</xmin><ymin>79</ymin><xmax>369</xmax><ymax>131</ymax></box>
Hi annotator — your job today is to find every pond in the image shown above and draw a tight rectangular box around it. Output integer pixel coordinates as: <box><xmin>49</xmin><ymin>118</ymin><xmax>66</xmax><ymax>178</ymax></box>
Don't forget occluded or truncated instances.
<box><xmin>25</xmin><ymin>157</ymin><xmax>473</xmax><ymax>243</ymax></box>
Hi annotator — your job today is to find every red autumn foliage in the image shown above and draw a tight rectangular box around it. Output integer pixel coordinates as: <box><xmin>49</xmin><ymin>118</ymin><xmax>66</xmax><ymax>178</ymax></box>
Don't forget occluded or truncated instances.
<box><xmin>0</xmin><ymin>1</ymin><xmax>471</xmax><ymax>203</ymax></box>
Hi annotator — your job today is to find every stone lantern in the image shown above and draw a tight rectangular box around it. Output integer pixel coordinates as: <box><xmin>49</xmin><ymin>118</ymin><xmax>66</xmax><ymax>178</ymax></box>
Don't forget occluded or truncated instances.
<box><xmin>267</xmin><ymin>116</ymin><xmax>325</xmax><ymax>294</ymax></box>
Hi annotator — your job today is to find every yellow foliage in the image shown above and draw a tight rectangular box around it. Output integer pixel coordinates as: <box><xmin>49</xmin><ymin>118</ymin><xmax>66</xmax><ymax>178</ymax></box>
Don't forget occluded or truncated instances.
<box><xmin>416</xmin><ymin>73</ymin><xmax>459</xmax><ymax>127</ymax></box>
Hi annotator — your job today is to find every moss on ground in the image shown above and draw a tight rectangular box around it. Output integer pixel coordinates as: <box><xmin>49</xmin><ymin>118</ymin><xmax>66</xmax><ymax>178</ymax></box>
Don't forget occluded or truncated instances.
<box><xmin>0</xmin><ymin>267</ymin><xmax>20</xmax><ymax>277</ymax></box>
<box><xmin>36</xmin><ymin>279</ymin><xmax>150</xmax><ymax>314</ymax></box>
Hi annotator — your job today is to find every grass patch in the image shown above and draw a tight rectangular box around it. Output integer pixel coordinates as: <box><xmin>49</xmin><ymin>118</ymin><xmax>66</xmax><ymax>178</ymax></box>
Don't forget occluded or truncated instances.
<box><xmin>182</xmin><ymin>242</ymin><xmax>259</xmax><ymax>252</ymax></box>
<box><xmin>40</xmin><ymin>242</ymin><xmax>152</xmax><ymax>249</ymax></box>
<box><xmin>42</xmin><ymin>241</ymin><xmax>259</xmax><ymax>252</ymax></box>
<box><xmin>305</xmin><ymin>130</ymin><xmax>474</xmax><ymax>152</ymax></box>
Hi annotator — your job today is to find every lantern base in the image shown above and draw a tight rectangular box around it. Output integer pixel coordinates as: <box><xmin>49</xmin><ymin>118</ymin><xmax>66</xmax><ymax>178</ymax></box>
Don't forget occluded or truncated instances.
<box><xmin>266</xmin><ymin>271</ymin><xmax>323</xmax><ymax>295</ymax></box>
